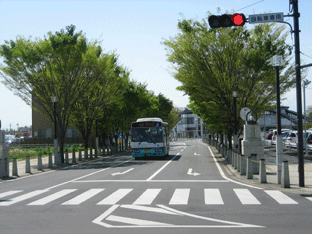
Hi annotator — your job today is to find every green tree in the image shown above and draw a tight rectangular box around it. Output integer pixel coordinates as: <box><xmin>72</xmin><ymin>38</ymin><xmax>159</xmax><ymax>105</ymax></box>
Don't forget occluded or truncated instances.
<box><xmin>0</xmin><ymin>25</ymin><xmax>95</xmax><ymax>163</ymax></box>
<box><xmin>163</xmin><ymin>18</ymin><xmax>295</xmax><ymax>145</ymax></box>
<box><xmin>70</xmin><ymin>47</ymin><xmax>129</xmax><ymax>151</ymax></box>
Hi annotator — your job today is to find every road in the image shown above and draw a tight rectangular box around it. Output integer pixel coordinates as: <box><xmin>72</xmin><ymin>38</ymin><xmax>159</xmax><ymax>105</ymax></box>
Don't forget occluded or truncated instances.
<box><xmin>0</xmin><ymin>139</ymin><xmax>311</xmax><ymax>234</ymax></box>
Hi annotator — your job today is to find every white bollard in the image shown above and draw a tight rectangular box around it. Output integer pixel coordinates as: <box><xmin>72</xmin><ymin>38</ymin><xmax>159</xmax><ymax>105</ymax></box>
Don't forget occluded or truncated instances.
<box><xmin>247</xmin><ymin>156</ymin><xmax>253</xmax><ymax>179</ymax></box>
<box><xmin>26</xmin><ymin>156</ymin><xmax>31</xmax><ymax>173</ymax></box>
<box><xmin>49</xmin><ymin>153</ymin><xmax>53</xmax><ymax>168</ymax></box>
<box><xmin>12</xmin><ymin>157</ymin><xmax>18</xmax><ymax>176</ymax></box>
<box><xmin>38</xmin><ymin>154</ymin><xmax>43</xmax><ymax>170</ymax></box>
<box><xmin>72</xmin><ymin>148</ymin><xmax>76</xmax><ymax>163</ymax></box>
<box><xmin>240</xmin><ymin>155</ymin><xmax>246</xmax><ymax>176</ymax></box>
<box><xmin>281</xmin><ymin>160</ymin><xmax>290</xmax><ymax>188</ymax></box>
<box><xmin>260</xmin><ymin>159</ymin><xmax>267</xmax><ymax>183</ymax></box>
<box><xmin>65</xmin><ymin>149</ymin><xmax>69</xmax><ymax>164</ymax></box>
<box><xmin>79</xmin><ymin>149</ymin><xmax>82</xmax><ymax>161</ymax></box>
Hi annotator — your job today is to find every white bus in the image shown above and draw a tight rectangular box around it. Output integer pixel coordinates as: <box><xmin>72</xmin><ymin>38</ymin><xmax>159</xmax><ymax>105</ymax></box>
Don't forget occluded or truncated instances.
<box><xmin>131</xmin><ymin>117</ymin><xmax>170</xmax><ymax>159</ymax></box>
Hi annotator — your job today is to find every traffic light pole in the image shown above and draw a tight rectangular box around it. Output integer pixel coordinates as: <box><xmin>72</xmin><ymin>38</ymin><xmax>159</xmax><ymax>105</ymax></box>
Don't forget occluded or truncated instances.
<box><xmin>293</xmin><ymin>0</ymin><xmax>304</xmax><ymax>187</ymax></box>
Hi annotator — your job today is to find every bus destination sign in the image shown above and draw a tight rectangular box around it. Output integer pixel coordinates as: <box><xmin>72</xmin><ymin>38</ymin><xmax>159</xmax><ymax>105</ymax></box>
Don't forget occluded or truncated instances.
<box><xmin>132</xmin><ymin>122</ymin><xmax>161</xmax><ymax>128</ymax></box>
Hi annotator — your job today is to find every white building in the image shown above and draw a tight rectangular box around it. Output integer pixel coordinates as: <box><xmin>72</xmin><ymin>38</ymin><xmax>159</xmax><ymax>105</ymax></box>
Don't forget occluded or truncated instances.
<box><xmin>171</xmin><ymin>109</ymin><xmax>202</xmax><ymax>139</ymax></box>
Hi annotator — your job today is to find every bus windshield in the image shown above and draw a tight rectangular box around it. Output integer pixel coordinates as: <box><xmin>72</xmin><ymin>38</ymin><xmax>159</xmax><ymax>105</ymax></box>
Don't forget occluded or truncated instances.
<box><xmin>131</xmin><ymin>127</ymin><xmax>163</xmax><ymax>143</ymax></box>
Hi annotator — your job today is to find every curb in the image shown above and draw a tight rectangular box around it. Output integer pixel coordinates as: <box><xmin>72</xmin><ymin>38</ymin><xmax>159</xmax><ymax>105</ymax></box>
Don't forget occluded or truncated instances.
<box><xmin>207</xmin><ymin>144</ymin><xmax>312</xmax><ymax>195</ymax></box>
<box><xmin>0</xmin><ymin>150</ymin><xmax>132</xmax><ymax>182</ymax></box>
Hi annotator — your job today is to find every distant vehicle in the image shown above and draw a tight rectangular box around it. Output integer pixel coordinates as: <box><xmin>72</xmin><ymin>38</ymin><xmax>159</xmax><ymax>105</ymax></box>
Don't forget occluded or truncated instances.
<box><xmin>131</xmin><ymin>117</ymin><xmax>170</xmax><ymax>159</ymax></box>
<box><xmin>271</xmin><ymin>129</ymin><xmax>291</xmax><ymax>145</ymax></box>
<box><xmin>5</xmin><ymin>135</ymin><xmax>22</xmax><ymax>145</ymax></box>
<box><xmin>284</xmin><ymin>130</ymin><xmax>312</xmax><ymax>148</ymax></box>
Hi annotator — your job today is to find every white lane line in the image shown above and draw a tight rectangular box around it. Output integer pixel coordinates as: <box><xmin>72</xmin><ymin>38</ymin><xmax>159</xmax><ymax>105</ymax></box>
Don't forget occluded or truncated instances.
<box><xmin>0</xmin><ymin>190</ymin><xmax>48</xmax><ymax>206</ymax></box>
<box><xmin>146</xmin><ymin>154</ymin><xmax>180</xmax><ymax>181</ymax></box>
<box><xmin>28</xmin><ymin>189</ymin><xmax>77</xmax><ymax>205</ymax></box>
<box><xmin>97</xmin><ymin>189</ymin><xmax>133</xmax><ymax>205</ymax></box>
<box><xmin>234</xmin><ymin>189</ymin><xmax>261</xmax><ymax>205</ymax></box>
<box><xmin>204</xmin><ymin>189</ymin><xmax>224</xmax><ymax>205</ymax></box>
<box><xmin>73</xmin><ymin>179</ymin><xmax>228</xmax><ymax>183</ymax></box>
<box><xmin>62</xmin><ymin>189</ymin><xmax>104</xmax><ymax>205</ymax></box>
<box><xmin>169</xmin><ymin>189</ymin><xmax>190</xmax><ymax>205</ymax></box>
<box><xmin>306</xmin><ymin>197</ymin><xmax>312</xmax><ymax>202</ymax></box>
<box><xmin>46</xmin><ymin>159</ymin><xmax>133</xmax><ymax>190</ymax></box>
<box><xmin>199</xmin><ymin>142</ymin><xmax>263</xmax><ymax>190</ymax></box>
<box><xmin>132</xmin><ymin>189</ymin><xmax>161</xmax><ymax>205</ymax></box>
<box><xmin>0</xmin><ymin>190</ymin><xmax>23</xmax><ymax>199</ymax></box>
<box><xmin>106</xmin><ymin>215</ymin><xmax>172</xmax><ymax>226</ymax></box>
<box><xmin>265</xmin><ymin>190</ymin><xmax>298</xmax><ymax>204</ymax></box>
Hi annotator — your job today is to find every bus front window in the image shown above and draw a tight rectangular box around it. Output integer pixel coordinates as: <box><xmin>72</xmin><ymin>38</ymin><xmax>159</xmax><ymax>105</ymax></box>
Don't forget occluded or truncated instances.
<box><xmin>132</xmin><ymin>127</ymin><xmax>162</xmax><ymax>143</ymax></box>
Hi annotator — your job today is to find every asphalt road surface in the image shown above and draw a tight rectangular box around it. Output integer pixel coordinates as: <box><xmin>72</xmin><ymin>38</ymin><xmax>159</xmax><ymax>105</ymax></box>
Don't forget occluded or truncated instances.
<box><xmin>1</xmin><ymin>139</ymin><xmax>311</xmax><ymax>234</ymax></box>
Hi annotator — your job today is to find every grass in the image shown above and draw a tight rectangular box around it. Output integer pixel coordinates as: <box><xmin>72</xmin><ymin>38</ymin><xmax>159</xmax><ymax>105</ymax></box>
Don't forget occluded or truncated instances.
<box><xmin>9</xmin><ymin>145</ymin><xmax>87</xmax><ymax>161</ymax></box>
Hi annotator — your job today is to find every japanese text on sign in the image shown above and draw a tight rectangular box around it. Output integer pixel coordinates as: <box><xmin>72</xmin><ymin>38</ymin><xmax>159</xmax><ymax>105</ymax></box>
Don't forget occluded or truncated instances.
<box><xmin>249</xmin><ymin>12</ymin><xmax>284</xmax><ymax>24</ymax></box>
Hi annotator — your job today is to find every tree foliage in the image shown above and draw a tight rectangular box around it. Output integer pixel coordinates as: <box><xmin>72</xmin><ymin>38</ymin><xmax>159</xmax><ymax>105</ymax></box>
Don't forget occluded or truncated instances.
<box><xmin>163</xmin><ymin>17</ymin><xmax>295</xmax><ymax>136</ymax></box>
<box><xmin>0</xmin><ymin>24</ymin><xmax>176</xmax><ymax>161</ymax></box>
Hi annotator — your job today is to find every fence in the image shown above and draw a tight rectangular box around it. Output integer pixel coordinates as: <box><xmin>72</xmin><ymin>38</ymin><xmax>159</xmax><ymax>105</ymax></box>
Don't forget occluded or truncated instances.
<box><xmin>202</xmin><ymin>135</ymin><xmax>291</xmax><ymax>188</ymax></box>
<box><xmin>4</xmin><ymin>141</ymin><xmax>132</xmax><ymax>178</ymax></box>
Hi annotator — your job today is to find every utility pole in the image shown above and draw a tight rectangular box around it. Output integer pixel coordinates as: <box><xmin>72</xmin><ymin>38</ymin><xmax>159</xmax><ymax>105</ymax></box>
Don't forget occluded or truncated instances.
<box><xmin>292</xmin><ymin>0</ymin><xmax>304</xmax><ymax>187</ymax></box>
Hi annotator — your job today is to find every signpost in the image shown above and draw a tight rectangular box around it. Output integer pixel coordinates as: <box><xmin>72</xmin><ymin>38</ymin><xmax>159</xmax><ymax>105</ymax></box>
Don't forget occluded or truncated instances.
<box><xmin>249</xmin><ymin>12</ymin><xmax>284</xmax><ymax>24</ymax></box>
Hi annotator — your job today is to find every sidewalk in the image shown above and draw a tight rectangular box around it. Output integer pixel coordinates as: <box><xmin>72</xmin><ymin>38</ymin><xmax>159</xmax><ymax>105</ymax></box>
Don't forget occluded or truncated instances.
<box><xmin>0</xmin><ymin>148</ymin><xmax>124</xmax><ymax>181</ymax></box>
<box><xmin>210</xmin><ymin>144</ymin><xmax>312</xmax><ymax>194</ymax></box>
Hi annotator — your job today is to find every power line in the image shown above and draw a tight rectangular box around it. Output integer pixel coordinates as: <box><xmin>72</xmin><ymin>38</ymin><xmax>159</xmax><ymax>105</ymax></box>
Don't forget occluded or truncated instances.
<box><xmin>235</xmin><ymin>0</ymin><xmax>265</xmax><ymax>12</ymax></box>
<box><xmin>300</xmin><ymin>51</ymin><xmax>312</xmax><ymax>60</ymax></box>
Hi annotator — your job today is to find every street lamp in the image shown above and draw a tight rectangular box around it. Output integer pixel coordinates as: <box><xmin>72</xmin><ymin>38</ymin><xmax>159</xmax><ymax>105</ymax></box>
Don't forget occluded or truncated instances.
<box><xmin>272</xmin><ymin>55</ymin><xmax>283</xmax><ymax>184</ymax></box>
<box><xmin>233</xmin><ymin>91</ymin><xmax>238</xmax><ymax>152</ymax></box>
<box><xmin>51</xmin><ymin>96</ymin><xmax>61</xmax><ymax>165</ymax></box>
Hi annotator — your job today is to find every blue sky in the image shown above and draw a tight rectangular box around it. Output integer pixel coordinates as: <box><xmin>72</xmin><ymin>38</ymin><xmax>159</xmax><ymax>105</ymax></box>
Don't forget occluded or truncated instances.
<box><xmin>1</xmin><ymin>0</ymin><xmax>312</xmax><ymax>130</ymax></box>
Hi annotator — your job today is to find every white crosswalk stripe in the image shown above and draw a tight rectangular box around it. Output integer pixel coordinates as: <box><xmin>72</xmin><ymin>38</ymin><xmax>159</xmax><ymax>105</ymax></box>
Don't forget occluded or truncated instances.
<box><xmin>133</xmin><ymin>189</ymin><xmax>162</xmax><ymax>205</ymax></box>
<box><xmin>204</xmin><ymin>189</ymin><xmax>224</xmax><ymax>204</ymax></box>
<box><xmin>0</xmin><ymin>190</ymin><xmax>48</xmax><ymax>206</ymax></box>
<box><xmin>0</xmin><ymin>188</ymin><xmax>310</xmax><ymax>207</ymax></box>
<box><xmin>234</xmin><ymin>189</ymin><xmax>261</xmax><ymax>205</ymax></box>
<box><xmin>169</xmin><ymin>189</ymin><xmax>190</xmax><ymax>205</ymax></box>
<box><xmin>28</xmin><ymin>189</ymin><xmax>77</xmax><ymax>206</ymax></box>
<box><xmin>264</xmin><ymin>190</ymin><xmax>298</xmax><ymax>204</ymax></box>
<box><xmin>0</xmin><ymin>190</ymin><xmax>23</xmax><ymax>199</ymax></box>
<box><xmin>97</xmin><ymin>189</ymin><xmax>133</xmax><ymax>205</ymax></box>
<box><xmin>62</xmin><ymin>189</ymin><xmax>105</xmax><ymax>205</ymax></box>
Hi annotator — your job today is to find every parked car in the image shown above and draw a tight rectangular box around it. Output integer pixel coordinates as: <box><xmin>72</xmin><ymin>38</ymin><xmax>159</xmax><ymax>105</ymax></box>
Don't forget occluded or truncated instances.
<box><xmin>284</xmin><ymin>131</ymin><xmax>297</xmax><ymax>147</ymax></box>
<box><xmin>284</xmin><ymin>130</ymin><xmax>312</xmax><ymax>148</ymax></box>
<box><xmin>271</xmin><ymin>129</ymin><xmax>291</xmax><ymax>145</ymax></box>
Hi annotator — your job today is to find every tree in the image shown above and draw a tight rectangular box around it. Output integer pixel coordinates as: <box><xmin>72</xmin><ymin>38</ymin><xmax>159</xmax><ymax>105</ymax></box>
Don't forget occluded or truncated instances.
<box><xmin>0</xmin><ymin>25</ymin><xmax>95</xmax><ymax>163</ymax></box>
<box><xmin>70</xmin><ymin>48</ymin><xmax>129</xmax><ymax>152</ymax></box>
<box><xmin>163</xmin><ymin>17</ymin><xmax>295</xmax><ymax>143</ymax></box>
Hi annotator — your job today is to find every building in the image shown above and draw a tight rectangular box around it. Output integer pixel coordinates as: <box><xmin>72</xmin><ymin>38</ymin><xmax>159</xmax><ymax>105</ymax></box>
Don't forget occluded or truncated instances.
<box><xmin>258</xmin><ymin>106</ymin><xmax>312</xmax><ymax>132</ymax></box>
<box><xmin>31</xmin><ymin>97</ymin><xmax>80</xmax><ymax>143</ymax></box>
<box><xmin>171</xmin><ymin>108</ymin><xmax>202</xmax><ymax>139</ymax></box>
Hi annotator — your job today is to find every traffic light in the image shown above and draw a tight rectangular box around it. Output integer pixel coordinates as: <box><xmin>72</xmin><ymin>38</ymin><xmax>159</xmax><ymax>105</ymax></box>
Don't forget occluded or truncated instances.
<box><xmin>208</xmin><ymin>13</ymin><xmax>246</xmax><ymax>28</ymax></box>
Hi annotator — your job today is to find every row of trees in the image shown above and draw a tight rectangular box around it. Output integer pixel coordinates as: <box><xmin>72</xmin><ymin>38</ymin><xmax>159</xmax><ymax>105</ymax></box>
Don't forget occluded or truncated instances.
<box><xmin>0</xmin><ymin>25</ymin><xmax>179</xmax><ymax>163</ymax></box>
<box><xmin>163</xmin><ymin>14</ymin><xmax>297</xmax><ymax>147</ymax></box>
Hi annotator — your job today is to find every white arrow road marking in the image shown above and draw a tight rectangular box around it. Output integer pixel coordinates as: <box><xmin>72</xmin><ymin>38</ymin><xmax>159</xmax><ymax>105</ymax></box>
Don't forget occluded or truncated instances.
<box><xmin>187</xmin><ymin>168</ymin><xmax>200</xmax><ymax>176</ymax></box>
<box><xmin>111</xmin><ymin>168</ymin><xmax>134</xmax><ymax>176</ymax></box>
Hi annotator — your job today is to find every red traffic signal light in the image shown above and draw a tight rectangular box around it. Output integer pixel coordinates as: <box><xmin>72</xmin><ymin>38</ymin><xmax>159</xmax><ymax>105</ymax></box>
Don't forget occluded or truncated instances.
<box><xmin>208</xmin><ymin>13</ymin><xmax>246</xmax><ymax>28</ymax></box>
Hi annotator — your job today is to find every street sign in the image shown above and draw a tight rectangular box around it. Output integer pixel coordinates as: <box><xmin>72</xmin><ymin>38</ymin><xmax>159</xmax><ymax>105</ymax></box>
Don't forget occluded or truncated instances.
<box><xmin>240</xmin><ymin>107</ymin><xmax>251</xmax><ymax>121</ymax></box>
<box><xmin>249</xmin><ymin>12</ymin><xmax>284</xmax><ymax>24</ymax></box>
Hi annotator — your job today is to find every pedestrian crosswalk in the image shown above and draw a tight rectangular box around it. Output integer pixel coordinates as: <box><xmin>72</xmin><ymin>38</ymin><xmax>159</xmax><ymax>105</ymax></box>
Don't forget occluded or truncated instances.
<box><xmin>0</xmin><ymin>188</ymin><xmax>310</xmax><ymax>207</ymax></box>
